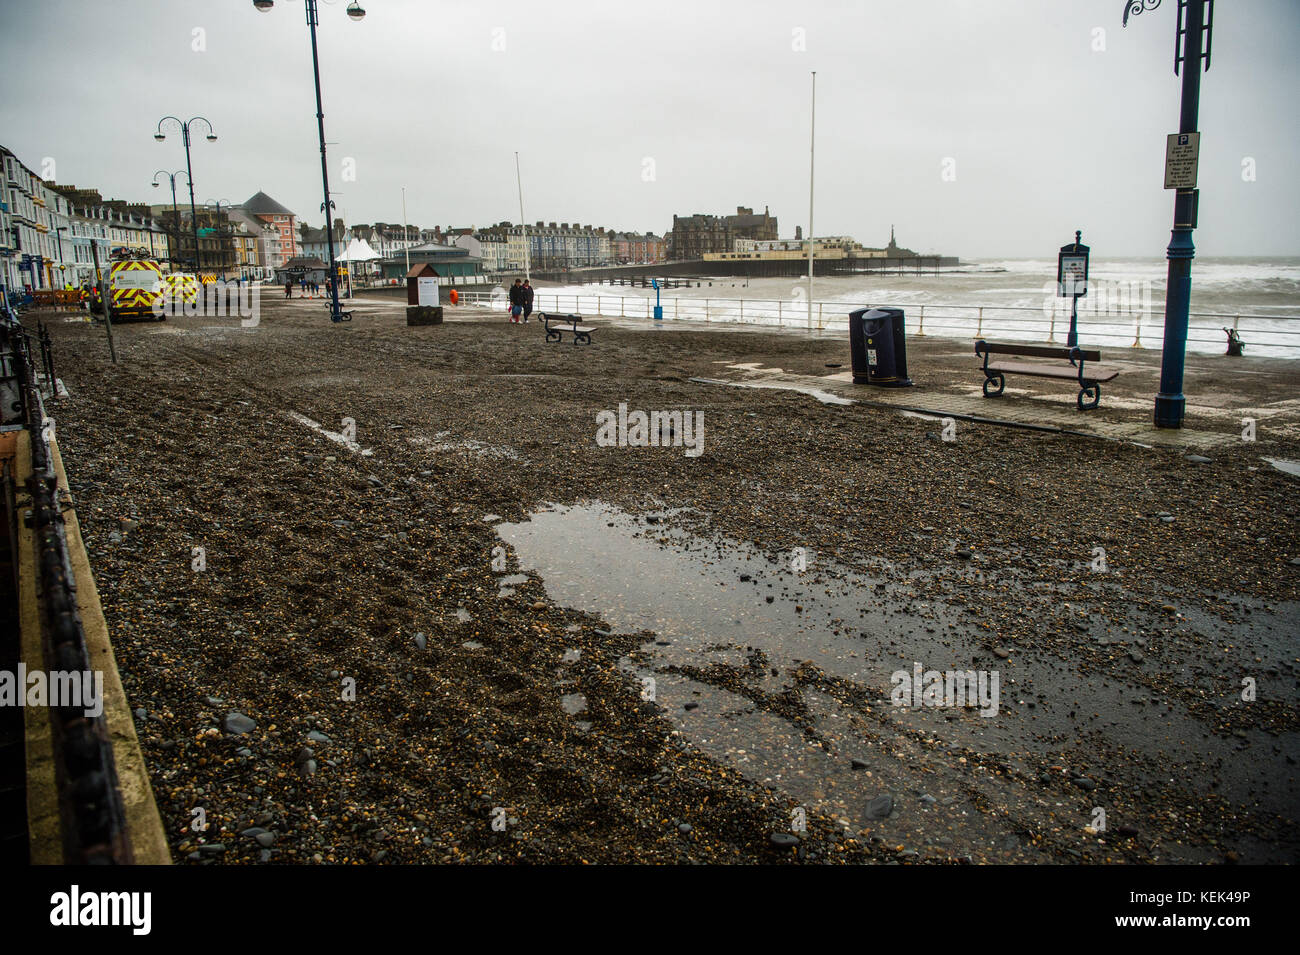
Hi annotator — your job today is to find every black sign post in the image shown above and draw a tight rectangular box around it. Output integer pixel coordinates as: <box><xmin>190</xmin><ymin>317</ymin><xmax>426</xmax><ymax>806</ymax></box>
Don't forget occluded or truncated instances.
<box><xmin>1057</xmin><ymin>230</ymin><xmax>1089</xmax><ymax>349</ymax></box>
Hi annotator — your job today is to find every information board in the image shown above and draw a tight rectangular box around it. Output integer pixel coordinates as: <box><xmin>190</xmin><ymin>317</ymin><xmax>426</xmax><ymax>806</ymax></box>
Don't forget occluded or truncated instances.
<box><xmin>1164</xmin><ymin>132</ymin><xmax>1200</xmax><ymax>190</ymax></box>
<box><xmin>417</xmin><ymin>277</ymin><xmax>439</xmax><ymax>307</ymax></box>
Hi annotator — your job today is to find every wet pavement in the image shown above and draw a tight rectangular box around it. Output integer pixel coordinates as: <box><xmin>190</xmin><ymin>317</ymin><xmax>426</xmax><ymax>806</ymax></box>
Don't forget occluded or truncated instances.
<box><xmin>500</xmin><ymin>502</ymin><xmax>1300</xmax><ymax>862</ymax></box>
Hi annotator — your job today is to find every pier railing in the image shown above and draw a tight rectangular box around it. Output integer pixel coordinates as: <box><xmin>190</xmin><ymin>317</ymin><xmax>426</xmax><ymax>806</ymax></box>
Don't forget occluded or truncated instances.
<box><xmin>457</xmin><ymin>290</ymin><xmax>1300</xmax><ymax>355</ymax></box>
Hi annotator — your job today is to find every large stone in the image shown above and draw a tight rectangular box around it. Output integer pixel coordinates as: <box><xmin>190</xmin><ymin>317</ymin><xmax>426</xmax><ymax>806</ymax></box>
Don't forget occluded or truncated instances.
<box><xmin>865</xmin><ymin>794</ymin><xmax>895</xmax><ymax>820</ymax></box>
<box><xmin>222</xmin><ymin>712</ymin><xmax>256</xmax><ymax>735</ymax></box>
<box><xmin>406</xmin><ymin>305</ymin><xmax>444</xmax><ymax>326</ymax></box>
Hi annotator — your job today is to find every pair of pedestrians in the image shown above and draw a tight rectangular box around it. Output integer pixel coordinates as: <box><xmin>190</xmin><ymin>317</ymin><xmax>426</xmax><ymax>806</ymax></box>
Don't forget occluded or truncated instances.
<box><xmin>508</xmin><ymin>278</ymin><xmax>534</xmax><ymax>323</ymax></box>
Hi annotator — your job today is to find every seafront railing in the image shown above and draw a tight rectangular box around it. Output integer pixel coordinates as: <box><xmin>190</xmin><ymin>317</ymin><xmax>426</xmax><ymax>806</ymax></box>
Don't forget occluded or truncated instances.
<box><xmin>458</xmin><ymin>290</ymin><xmax>1300</xmax><ymax>356</ymax></box>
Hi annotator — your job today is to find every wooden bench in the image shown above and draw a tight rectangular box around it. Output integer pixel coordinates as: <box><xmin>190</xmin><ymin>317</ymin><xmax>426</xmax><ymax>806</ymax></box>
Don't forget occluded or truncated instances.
<box><xmin>541</xmin><ymin>312</ymin><xmax>596</xmax><ymax>345</ymax></box>
<box><xmin>975</xmin><ymin>340</ymin><xmax>1119</xmax><ymax>410</ymax></box>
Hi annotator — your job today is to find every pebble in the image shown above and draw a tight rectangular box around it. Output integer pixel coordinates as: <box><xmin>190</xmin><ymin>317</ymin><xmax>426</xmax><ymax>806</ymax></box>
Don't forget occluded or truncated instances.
<box><xmin>413</xmin><ymin>632</ymin><xmax>427</xmax><ymax>650</ymax></box>
<box><xmin>769</xmin><ymin>833</ymin><xmax>800</xmax><ymax>848</ymax></box>
<box><xmin>222</xmin><ymin>712</ymin><xmax>256</xmax><ymax>735</ymax></box>
<box><xmin>865</xmin><ymin>794</ymin><xmax>895</xmax><ymax>819</ymax></box>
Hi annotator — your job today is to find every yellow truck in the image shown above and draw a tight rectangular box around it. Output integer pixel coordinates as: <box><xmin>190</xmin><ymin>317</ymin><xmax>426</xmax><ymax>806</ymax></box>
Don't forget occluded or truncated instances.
<box><xmin>161</xmin><ymin>273</ymin><xmax>200</xmax><ymax>313</ymax></box>
<box><xmin>90</xmin><ymin>258</ymin><xmax>166</xmax><ymax>321</ymax></box>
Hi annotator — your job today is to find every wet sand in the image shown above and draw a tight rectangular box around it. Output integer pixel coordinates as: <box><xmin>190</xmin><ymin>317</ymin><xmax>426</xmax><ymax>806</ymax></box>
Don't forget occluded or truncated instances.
<box><xmin>38</xmin><ymin>295</ymin><xmax>1300</xmax><ymax>864</ymax></box>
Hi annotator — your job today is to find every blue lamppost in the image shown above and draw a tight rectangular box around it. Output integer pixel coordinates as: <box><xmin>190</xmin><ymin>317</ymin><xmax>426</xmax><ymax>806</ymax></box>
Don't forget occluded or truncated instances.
<box><xmin>1124</xmin><ymin>0</ymin><xmax>1214</xmax><ymax>429</ymax></box>
<box><xmin>253</xmin><ymin>0</ymin><xmax>367</xmax><ymax>323</ymax></box>
<box><xmin>152</xmin><ymin>169</ymin><xmax>190</xmax><ymax>269</ymax></box>
<box><xmin>154</xmin><ymin>116</ymin><xmax>217</xmax><ymax>273</ymax></box>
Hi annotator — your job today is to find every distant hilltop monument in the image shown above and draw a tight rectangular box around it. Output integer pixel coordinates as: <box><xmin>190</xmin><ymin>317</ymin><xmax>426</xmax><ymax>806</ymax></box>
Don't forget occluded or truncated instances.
<box><xmin>884</xmin><ymin>224</ymin><xmax>916</xmax><ymax>257</ymax></box>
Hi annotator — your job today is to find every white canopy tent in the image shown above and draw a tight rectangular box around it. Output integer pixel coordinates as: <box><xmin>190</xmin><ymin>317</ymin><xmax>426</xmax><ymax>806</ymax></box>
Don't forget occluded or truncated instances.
<box><xmin>335</xmin><ymin>237</ymin><xmax>383</xmax><ymax>293</ymax></box>
<box><xmin>337</xmin><ymin>237</ymin><xmax>381</xmax><ymax>262</ymax></box>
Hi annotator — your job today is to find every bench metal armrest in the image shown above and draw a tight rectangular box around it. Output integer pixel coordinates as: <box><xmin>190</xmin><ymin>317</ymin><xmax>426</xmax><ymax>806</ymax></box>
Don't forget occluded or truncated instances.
<box><xmin>1069</xmin><ymin>346</ymin><xmax>1087</xmax><ymax>383</ymax></box>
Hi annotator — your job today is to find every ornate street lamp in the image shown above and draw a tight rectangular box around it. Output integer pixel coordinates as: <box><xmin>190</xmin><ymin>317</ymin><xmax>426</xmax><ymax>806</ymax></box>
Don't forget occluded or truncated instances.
<box><xmin>152</xmin><ymin>169</ymin><xmax>190</xmax><ymax>269</ymax></box>
<box><xmin>154</xmin><ymin>116</ymin><xmax>217</xmax><ymax>274</ymax></box>
<box><xmin>1124</xmin><ymin>0</ymin><xmax>1214</xmax><ymax>429</ymax></box>
<box><xmin>253</xmin><ymin>0</ymin><xmax>367</xmax><ymax>322</ymax></box>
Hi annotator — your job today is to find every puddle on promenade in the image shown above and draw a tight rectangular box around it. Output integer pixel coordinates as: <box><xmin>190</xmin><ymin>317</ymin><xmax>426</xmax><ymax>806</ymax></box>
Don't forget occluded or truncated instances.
<box><xmin>1263</xmin><ymin>457</ymin><xmax>1300</xmax><ymax>478</ymax></box>
<box><xmin>497</xmin><ymin>503</ymin><xmax>1299</xmax><ymax>854</ymax></box>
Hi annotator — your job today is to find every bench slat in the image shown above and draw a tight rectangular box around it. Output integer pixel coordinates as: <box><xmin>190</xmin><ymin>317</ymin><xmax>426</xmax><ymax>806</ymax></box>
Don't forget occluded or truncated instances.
<box><xmin>987</xmin><ymin>360</ymin><xmax>1119</xmax><ymax>382</ymax></box>
<box><xmin>978</xmin><ymin>341</ymin><xmax>1101</xmax><ymax>362</ymax></box>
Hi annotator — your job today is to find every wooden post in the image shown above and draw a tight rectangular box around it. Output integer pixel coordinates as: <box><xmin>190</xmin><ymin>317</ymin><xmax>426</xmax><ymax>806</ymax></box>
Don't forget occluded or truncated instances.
<box><xmin>88</xmin><ymin>241</ymin><xmax>117</xmax><ymax>364</ymax></box>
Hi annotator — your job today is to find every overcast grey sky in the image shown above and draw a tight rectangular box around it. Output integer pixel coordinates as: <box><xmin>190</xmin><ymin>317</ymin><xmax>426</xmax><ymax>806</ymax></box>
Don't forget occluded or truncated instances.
<box><xmin>1</xmin><ymin>0</ymin><xmax>1297</xmax><ymax>257</ymax></box>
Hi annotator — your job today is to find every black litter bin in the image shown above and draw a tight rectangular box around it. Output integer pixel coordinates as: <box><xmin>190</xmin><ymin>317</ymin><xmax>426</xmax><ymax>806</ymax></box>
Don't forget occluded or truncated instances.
<box><xmin>848</xmin><ymin>307</ymin><xmax>913</xmax><ymax>387</ymax></box>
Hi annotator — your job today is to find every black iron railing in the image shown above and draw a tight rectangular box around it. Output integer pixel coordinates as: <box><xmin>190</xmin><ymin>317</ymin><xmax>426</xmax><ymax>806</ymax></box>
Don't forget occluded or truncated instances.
<box><xmin>1</xmin><ymin>304</ymin><xmax>133</xmax><ymax>864</ymax></box>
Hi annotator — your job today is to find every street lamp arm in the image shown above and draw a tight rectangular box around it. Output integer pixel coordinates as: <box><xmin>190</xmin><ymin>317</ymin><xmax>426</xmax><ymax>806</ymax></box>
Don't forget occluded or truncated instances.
<box><xmin>154</xmin><ymin>115</ymin><xmax>183</xmax><ymax>138</ymax></box>
<box><xmin>1122</xmin><ymin>0</ymin><xmax>1162</xmax><ymax>27</ymax></box>
<box><xmin>188</xmin><ymin>116</ymin><xmax>217</xmax><ymax>139</ymax></box>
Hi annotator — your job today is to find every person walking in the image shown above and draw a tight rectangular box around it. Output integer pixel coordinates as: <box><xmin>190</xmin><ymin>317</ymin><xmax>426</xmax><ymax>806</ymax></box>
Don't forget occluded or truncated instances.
<box><xmin>285</xmin><ymin>279</ymin><xmax>293</xmax><ymax>299</ymax></box>
<box><xmin>508</xmin><ymin>278</ymin><xmax>523</xmax><ymax>323</ymax></box>
<box><xmin>521</xmin><ymin>280</ymin><xmax>534</xmax><ymax>323</ymax></box>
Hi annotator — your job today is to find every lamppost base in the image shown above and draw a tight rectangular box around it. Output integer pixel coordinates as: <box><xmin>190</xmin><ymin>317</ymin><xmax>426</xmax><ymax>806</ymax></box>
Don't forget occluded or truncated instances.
<box><xmin>1154</xmin><ymin>393</ymin><xmax>1185</xmax><ymax>429</ymax></box>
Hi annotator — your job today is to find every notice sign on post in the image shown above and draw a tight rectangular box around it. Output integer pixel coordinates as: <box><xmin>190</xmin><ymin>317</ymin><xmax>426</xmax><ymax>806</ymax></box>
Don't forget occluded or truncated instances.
<box><xmin>1164</xmin><ymin>132</ymin><xmax>1200</xmax><ymax>190</ymax></box>
<box><xmin>1057</xmin><ymin>231</ymin><xmax>1089</xmax><ymax>298</ymax></box>
<box><xmin>417</xmin><ymin>276</ymin><xmax>439</xmax><ymax>307</ymax></box>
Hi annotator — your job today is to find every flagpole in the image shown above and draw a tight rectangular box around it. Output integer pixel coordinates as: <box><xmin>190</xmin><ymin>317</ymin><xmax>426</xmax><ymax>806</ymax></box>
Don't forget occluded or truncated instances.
<box><xmin>807</xmin><ymin>71</ymin><xmax>816</xmax><ymax>332</ymax></box>
<box><xmin>516</xmin><ymin>151</ymin><xmax>530</xmax><ymax>282</ymax></box>
<box><xmin>401</xmin><ymin>186</ymin><xmax>410</xmax><ymax>276</ymax></box>
<box><xmin>341</xmin><ymin>208</ymin><xmax>352</xmax><ymax>297</ymax></box>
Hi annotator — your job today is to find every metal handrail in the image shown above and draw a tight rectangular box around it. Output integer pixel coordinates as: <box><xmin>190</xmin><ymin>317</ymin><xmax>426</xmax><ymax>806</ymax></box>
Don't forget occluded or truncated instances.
<box><xmin>455</xmin><ymin>289</ymin><xmax>1300</xmax><ymax>350</ymax></box>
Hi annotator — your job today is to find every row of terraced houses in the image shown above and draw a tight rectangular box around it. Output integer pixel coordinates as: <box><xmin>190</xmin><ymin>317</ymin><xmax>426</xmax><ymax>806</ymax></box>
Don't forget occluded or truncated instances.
<box><xmin>2</xmin><ymin>141</ymin><xmax>682</xmax><ymax>292</ymax></box>
<box><xmin>0</xmin><ymin>144</ymin><xmax>318</xmax><ymax>288</ymax></box>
